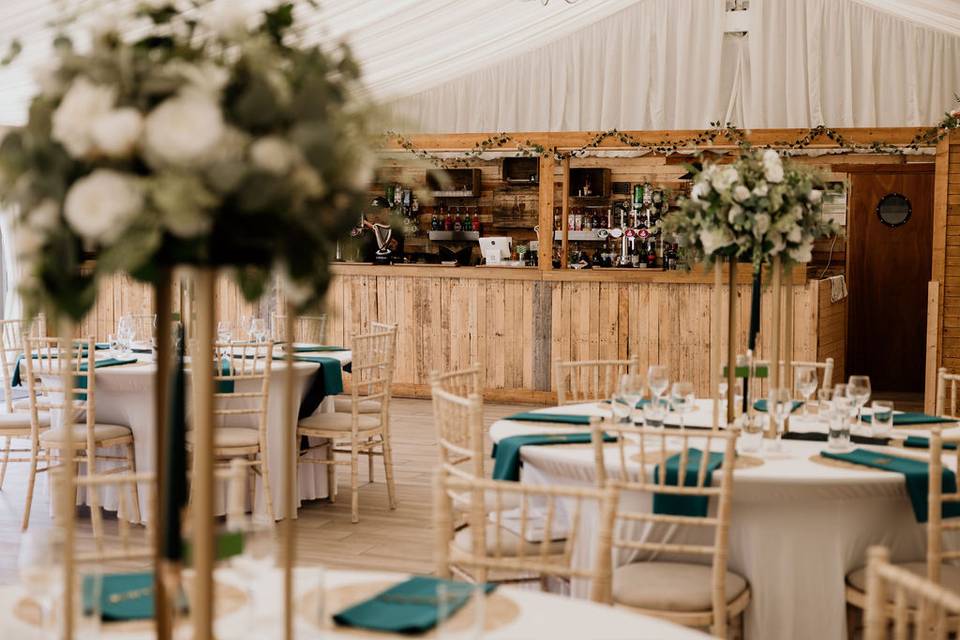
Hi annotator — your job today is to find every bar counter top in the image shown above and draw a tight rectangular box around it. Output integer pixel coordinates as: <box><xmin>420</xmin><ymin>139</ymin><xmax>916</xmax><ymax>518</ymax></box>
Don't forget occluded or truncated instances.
<box><xmin>331</xmin><ymin>262</ymin><xmax>808</xmax><ymax>285</ymax></box>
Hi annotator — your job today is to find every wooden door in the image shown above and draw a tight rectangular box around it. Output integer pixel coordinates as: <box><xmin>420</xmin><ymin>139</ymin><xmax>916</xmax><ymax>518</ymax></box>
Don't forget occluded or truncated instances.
<box><xmin>847</xmin><ymin>168</ymin><xmax>934</xmax><ymax>393</ymax></box>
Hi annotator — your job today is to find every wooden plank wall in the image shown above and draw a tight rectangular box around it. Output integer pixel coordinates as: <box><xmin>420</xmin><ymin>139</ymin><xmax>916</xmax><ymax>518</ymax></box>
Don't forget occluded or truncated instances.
<box><xmin>321</xmin><ymin>272</ymin><xmax>819</xmax><ymax>402</ymax></box>
<box><xmin>815</xmin><ymin>279</ymin><xmax>847</xmax><ymax>381</ymax></box>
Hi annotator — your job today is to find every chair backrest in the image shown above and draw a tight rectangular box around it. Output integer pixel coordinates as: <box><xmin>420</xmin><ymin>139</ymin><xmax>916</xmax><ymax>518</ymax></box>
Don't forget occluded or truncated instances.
<box><xmin>24</xmin><ymin>336</ymin><xmax>97</xmax><ymax>446</ymax></box>
<box><xmin>936</xmin><ymin>368</ymin><xmax>960</xmax><ymax>417</ymax></box>
<box><xmin>430</xmin><ymin>384</ymin><xmax>484</xmax><ymax>480</ymax></box>
<box><xmin>430</xmin><ymin>363</ymin><xmax>482</xmax><ymax>398</ymax></box>
<box><xmin>272</xmin><ymin>313</ymin><xmax>327</xmax><ymax>344</ymax></box>
<box><xmin>864</xmin><ymin>545</ymin><xmax>960</xmax><ymax>640</ymax></box>
<box><xmin>434</xmin><ymin>471</ymin><xmax>617</xmax><ymax>602</ymax></box>
<box><xmin>591</xmin><ymin>418</ymin><xmax>738</xmax><ymax>637</ymax></box>
<box><xmin>747</xmin><ymin>358</ymin><xmax>834</xmax><ymax>398</ymax></box>
<box><xmin>554</xmin><ymin>358</ymin><xmax>639</xmax><ymax>405</ymax></box>
<box><xmin>925</xmin><ymin>430</ymin><xmax>960</xmax><ymax>586</ymax></box>
<box><xmin>0</xmin><ymin>317</ymin><xmax>45</xmax><ymax>413</ymax></box>
<box><xmin>212</xmin><ymin>341</ymin><xmax>273</xmax><ymax>435</ymax></box>
<box><xmin>346</xmin><ymin>329</ymin><xmax>395</xmax><ymax>422</ymax></box>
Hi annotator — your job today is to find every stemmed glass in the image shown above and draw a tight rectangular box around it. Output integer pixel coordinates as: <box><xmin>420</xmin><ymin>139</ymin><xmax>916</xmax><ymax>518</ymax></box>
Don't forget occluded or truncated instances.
<box><xmin>614</xmin><ymin>374</ymin><xmax>644</xmax><ymax>426</ymax></box>
<box><xmin>647</xmin><ymin>365</ymin><xmax>669</xmax><ymax>405</ymax></box>
<box><xmin>249</xmin><ymin>318</ymin><xmax>268</xmax><ymax>344</ymax></box>
<box><xmin>767</xmin><ymin>387</ymin><xmax>792</xmax><ymax>453</ymax></box>
<box><xmin>116</xmin><ymin>315</ymin><xmax>135</xmax><ymax>354</ymax></box>
<box><xmin>795</xmin><ymin>366</ymin><xmax>818</xmax><ymax>415</ymax></box>
<box><xmin>19</xmin><ymin>529</ymin><xmax>64</xmax><ymax>638</ymax></box>
<box><xmin>670</xmin><ymin>382</ymin><xmax>695</xmax><ymax>431</ymax></box>
<box><xmin>848</xmin><ymin>375</ymin><xmax>872</xmax><ymax>425</ymax></box>
<box><xmin>217</xmin><ymin>321</ymin><xmax>234</xmax><ymax>344</ymax></box>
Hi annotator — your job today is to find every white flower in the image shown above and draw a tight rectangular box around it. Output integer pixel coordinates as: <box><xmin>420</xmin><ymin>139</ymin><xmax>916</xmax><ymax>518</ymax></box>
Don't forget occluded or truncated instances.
<box><xmin>764</xmin><ymin>163</ymin><xmax>784</xmax><ymax>184</ymax></box>
<box><xmin>199</xmin><ymin>0</ymin><xmax>261</xmax><ymax>38</ymax></box>
<box><xmin>711</xmin><ymin>166</ymin><xmax>739</xmax><ymax>192</ymax></box>
<box><xmin>64</xmin><ymin>170</ymin><xmax>143</xmax><ymax>243</ymax></box>
<box><xmin>768</xmin><ymin>231</ymin><xmax>785</xmax><ymax>254</ymax></box>
<box><xmin>32</xmin><ymin>60</ymin><xmax>64</xmax><ymax>98</ymax></box>
<box><xmin>144</xmin><ymin>92</ymin><xmax>224</xmax><ymax>167</ymax></box>
<box><xmin>165</xmin><ymin>60</ymin><xmax>230</xmax><ymax>98</ymax></box>
<box><xmin>762</xmin><ymin>149</ymin><xmax>781</xmax><ymax>168</ymax></box>
<box><xmin>753</xmin><ymin>213</ymin><xmax>771</xmax><ymax>237</ymax></box>
<box><xmin>292</xmin><ymin>166</ymin><xmax>326</xmax><ymax>198</ymax></box>
<box><xmin>91</xmin><ymin>108</ymin><xmax>144</xmax><ymax>158</ymax></box>
<box><xmin>807</xmin><ymin>189</ymin><xmax>823</xmax><ymax>204</ymax></box>
<box><xmin>728</xmin><ymin>204</ymin><xmax>743</xmax><ymax>225</ymax></box>
<box><xmin>691</xmin><ymin>180</ymin><xmax>711</xmax><ymax>201</ymax></box>
<box><xmin>52</xmin><ymin>77</ymin><xmax>116</xmax><ymax>158</ymax></box>
<box><xmin>14</xmin><ymin>223</ymin><xmax>44</xmax><ymax>259</ymax></box>
<box><xmin>733</xmin><ymin>185</ymin><xmax>751</xmax><ymax>203</ymax></box>
<box><xmin>24</xmin><ymin>199</ymin><xmax>60</xmax><ymax>233</ymax></box>
<box><xmin>752</xmin><ymin>183</ymin><xmax>769</xmax><ymax>197</ymax></box>
<box><xmin>250</xmin><ymin>136</ymin><xmax>299</xmax><ymax>174</ymax></box>
<box><xmin>787</xmin><ymin>227</ymin><xmax>802</xmax><ymax>243</ymax></box>
<box><xmin>788</xmin><ymin>240</ymin><xmax>813</xmax><ymax>263</ymax></box>
<box><xmin>699</xmin><ymin>226</ymin><xmax>733</xmax><ymax>256</ymax></box>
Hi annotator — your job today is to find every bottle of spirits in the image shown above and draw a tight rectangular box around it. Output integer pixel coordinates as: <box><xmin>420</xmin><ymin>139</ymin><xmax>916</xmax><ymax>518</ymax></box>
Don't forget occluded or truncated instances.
<box><xmin>462</xmin><ymin>211</ymin><xmax>471</xmax><ymax>233</ymax></box>
<box><xmin>646</xmin><ymin>241</ymin><xmax>657</xmax><ymax>268</ymax></box>
<box><xmin>431</xmin><ymin>214</ymin><xmax>439</xmax><ymax>231</ymax></box>
<box><xmin>453</xmin><ymin>209</ymin><xmax>463</xmax><ymax>232</ymax></box>
<box><xmin>472</xmin><ymin>209</ymin><xmax>481</xmax><ymax>233</ymax></box>
<box><xmin>443</xmin><ymin>205</ymin><xmax>453</xmax><ymax>231</ymax></box>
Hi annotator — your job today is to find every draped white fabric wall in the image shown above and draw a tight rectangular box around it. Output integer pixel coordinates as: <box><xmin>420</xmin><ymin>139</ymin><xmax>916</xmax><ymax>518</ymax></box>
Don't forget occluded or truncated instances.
<box><xmin>390</xmin><ymin>0</ymin><xmax>960</xmax><ymax>132</ymax></box>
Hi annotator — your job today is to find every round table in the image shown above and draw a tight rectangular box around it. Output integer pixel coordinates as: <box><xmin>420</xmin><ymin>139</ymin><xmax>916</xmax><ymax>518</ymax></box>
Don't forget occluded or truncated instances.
<box><xmin>489</xmin><ymin>400</ymin><xmax>960</xmax><ymax>640</ymax></box>
<box><xmin>0</xmin><ymin>568</ymin><xmax>711</xmax><ymax>639</ymax></box>
<box><xmin>36</xmin><ymin>348</ymin><xmax>351</xmax><ymax>521</ymax></box>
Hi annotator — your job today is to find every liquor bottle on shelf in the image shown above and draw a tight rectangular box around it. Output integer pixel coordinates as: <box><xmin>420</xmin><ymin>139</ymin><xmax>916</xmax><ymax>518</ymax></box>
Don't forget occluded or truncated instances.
<box><xmin>646</xmin><ymin>241</ymin><xmax>657</xmax><ymax>269</ymax></box>
<box><xmin>431</xmin><ymin>213</ymin><xmax>440</xmax><ymax>231</ymax></box>
<box><xmin>554</xmin><ymin>206</ymin><xmax>562</xmax><ymax>231</ymax></box>
<box><xmin>411</xmin><ymin>194</ymin><xmax>420</xmax><ymax>214</ymax></box>
<box><xmin>443</xmin><ymin>205</ymin><xmax>453</xmax><ymax>231</ymax></box>
<box><xmin>453</xmin><ymin>208</ymin><xmax>462</xmax><ymax>232</ymax></box>
<box><xmin>462</xmin><ymin>211</ymin><xmax>471</xmax><ymax>233</ymax></box>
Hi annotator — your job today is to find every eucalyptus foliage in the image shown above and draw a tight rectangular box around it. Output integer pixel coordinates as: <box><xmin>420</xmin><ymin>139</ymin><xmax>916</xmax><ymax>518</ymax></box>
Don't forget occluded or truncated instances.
<box><xmin>0</xmin><ymin>0</ymin><xmax>377</xmax><ymax>319</ymax></box>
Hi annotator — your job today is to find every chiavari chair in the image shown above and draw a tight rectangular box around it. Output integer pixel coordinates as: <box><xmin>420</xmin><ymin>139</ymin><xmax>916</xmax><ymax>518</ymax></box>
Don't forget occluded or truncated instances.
<box><xmin>554</xmin><ymin>357</ymin><xmax>639</xmax><ymax>405</ymax></box>
<box><xmin>845</xmin><ymin>429</ymin><xmax>960</xmax><ymax>633</ymax></box>
<box><xmin>864</xmin><ymin>545</ymin><xmax>960</xmax><ymax>640</ymax></box>
<box><xmin>186</xmin><ymin>340</ymin><xmax>275</xmax><ymax>520</ymax></box>
<box><xmin>936</xmin><ymin>368</ymin><xmax>960</xmax><ymax>417</ymax></box>
<box><xmin>298</xmin><ymin>328</ymin><xmax>397</xmax><ymax>523</ymax></box>
<box><xmin>431</xmin><ymin>363</ymin><xmax>482</xmax><ymax>398</ymax></box>
<box><xmin>23</xmin><ymin>337</ymin><xmax>139</xmax><ymax>533</ymax></box>
<box><xmin>434</xmin><ymin>471</ymin><xmax>618</xmax><ymax>597</ymax></box>
<box><xmin>591</xmin><ymin>418</ymin><xmax>749</xmax><ymax>638</ymax></box>
<box><xmin>750</xmin><ymin>357</ymin><xmax>834</xmax><ymax>398</ymax></box>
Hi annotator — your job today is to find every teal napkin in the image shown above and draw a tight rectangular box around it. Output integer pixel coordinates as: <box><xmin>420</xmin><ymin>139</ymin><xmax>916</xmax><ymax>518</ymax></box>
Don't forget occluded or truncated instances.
<box><xmin>332</xmin><ymin>576</ymin><xmax>495</xmax><ymax>634</ymax></box>
<box><xmin>653</xmin><ymin>449</ymin><xmax>724</xmax><ymax>517</ymax></box>
<box><xmin>821</xmin><ymin>448</ymin><xmax>960</xmax><ymax>522</ymax></box>
<box><xmin>74</xmin><ymin>357</ymin><xmax>139</xmax><ymax>400</ymax></box>
<box><xmin>181</xmin><ymin>530</ymin><xmax>245</xmax><ymax>565</ymax></box>
<box><xmin>903</xmin><ymin>436</ymin><xmax>958</xmax><ymax>451</ymax></box>
<box><xmin>491</xmin><ymin>432</ymin><xmax>615</xmax><ymax>481</ymax></box>
<box><xmin>291</xmin><ymin>344</ymin><xmax>346</xmax><ymax>353</ymax></box>
<box><xmin>84</xmin><ymin>571</ymin><xmax>156</xmax><ymax>621</ymax></box>
<box><xmin>722</xmin><ymin>365</ymin><xmax>768</xmax><ymax>378</ymax></box>
<box><xmin>504</xmin><ymin>412</ymin><xmax>591</xmax><ymax>425</ymax></box>
<box><xmin>215</xmin><ymin>358</ymin><xmax>235</xmax><ymax>394</ymax></box>
<box><xmin>753</xmin><ymin>399</ymin><xmax>804</xmax><ymax>413</ymax></box>
<box><xmin>860</xmin><ymin>412</ymin><xmax>956</xmax><ymax>426</ymax></box>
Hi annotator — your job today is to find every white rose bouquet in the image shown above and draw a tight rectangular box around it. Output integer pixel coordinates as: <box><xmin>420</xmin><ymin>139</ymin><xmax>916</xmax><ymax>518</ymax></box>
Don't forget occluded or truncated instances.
<box><xmin>660</xmin><ymin>148</ymin><xmax>839</xmax><ymax>270</ymax></box>
<box><xmin>0</xmin><ymin>0</ymin><xmax>377</xmax><ymax>319</ymax></box>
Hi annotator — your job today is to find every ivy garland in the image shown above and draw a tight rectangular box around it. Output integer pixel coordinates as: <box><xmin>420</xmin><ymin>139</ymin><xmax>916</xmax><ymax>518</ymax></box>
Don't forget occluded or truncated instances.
<box><xmin>381</xmin><ymin>111</ymin><xmax>960</xmax><ymax>168</ymax></box>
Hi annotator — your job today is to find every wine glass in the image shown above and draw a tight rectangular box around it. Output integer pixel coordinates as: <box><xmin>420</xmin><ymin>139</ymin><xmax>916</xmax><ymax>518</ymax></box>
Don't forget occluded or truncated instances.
<box><xmin>614</xmin><ymin>374</ymin><xmax>645</xmax><ymax>426</ymax></box>
<box><xmin>848</xmin><ymin>375</ymin><xmax>871</xmax><ymax>424</ymax></box>
<box><xmin>249</xmin><ymin>318</ymin><xmax>268</xmax><ymax>344</ymax></box>
<box><xmin>647</xmin><ymin>365</ymin><xmax>669</xmax><ymax>403</ymax></box>
<box><xmin>670</xmin><ymin>382</ymin><xmax>695</xmax><ymax>430</ymax></box>
<box><xmin>767</xmin><ymin>387</ymin><xmax>792</xmax><ymax>453</ymax></box>
<box><xmin>117</xmin><ymin>315</ymin><xmax>135</xmax><ymax>354</ymax></box>
<box><xmin>217</xmin><ymin>321</ymin><xmax>234</xmax><ymax>344</ymax></box>
<box><xmin>19</xmin><ymin>529</ymin><xmax>64</xmax><ymax>637</ymax></box>
<box><xmin>795</xmin><ymin>366</ymin><xmax>818</xmax><ymax>415</ymax></box>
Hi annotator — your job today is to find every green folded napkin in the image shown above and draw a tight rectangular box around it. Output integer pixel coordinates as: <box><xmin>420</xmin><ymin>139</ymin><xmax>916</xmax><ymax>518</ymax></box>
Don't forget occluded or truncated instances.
<box><xmin>215</xmin><ymin>358</ymin><xmax>235</xmax><ymax>394</ymax></box>
<box><xmin>332</xmin><ymin>576</ymin><xmax>495</xmax><ymax>634</ymax></box>
<box><xmin>504</xmin><ymin>411</ymin><xmax>592</xmax><ymax>425</ymax></box>
<box><xmin>903</xmin><ymin>436</ymin><xmax>958</xmax><ymax>451</ymax></box>
<box><xmin>860</xmin><ymin>412</ymin><xmax>956</xmax><ymax>426</ymax></box>
<box><xmin>491</xmin><ymin>432</ymin><xmax>615</xmax><ymax>481</ymax></box>
<box><xmin>753</xmin><ymin>399</ymin><xmax>804</xmax><ymax>413</ymax></box>
<box><xmin>181</xmin><ymin>530</ymin><xmax>245</xmax><ymax>565</ymax></box>
<box><xmin>722</xmin><ymin>365</ymin><xmax>768</xmax><ymax>378</ymax></box>
<box><xmin>83</xmin><ymin>571</ymin><xmax>156</xmax><ymax>621</ymax></box>
<box><xmin>821</xmin><ymin>448</ymin><xmax>960</xmax><ymax>522</ymax></box>
<box><xmin>291</xmin><ymin>344</ymin><xmax>346</xmax><ymax>353</ymax></box>
<box><xmin>74</xmin><ymin>357</ymin><xmax>139</xmax><ymax>399</ymax></box>
<box><xmin>653</xmin><ymin>449</ymin><xmax>725</xmax><ymax>517</ymax></box>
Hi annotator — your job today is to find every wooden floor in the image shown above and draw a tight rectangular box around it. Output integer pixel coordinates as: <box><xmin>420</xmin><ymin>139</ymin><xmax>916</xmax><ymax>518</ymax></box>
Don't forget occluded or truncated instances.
<box><xmin>0</xmin><ymin>398</ymin><xmax>535</xmax><ymax>585</ymax></box>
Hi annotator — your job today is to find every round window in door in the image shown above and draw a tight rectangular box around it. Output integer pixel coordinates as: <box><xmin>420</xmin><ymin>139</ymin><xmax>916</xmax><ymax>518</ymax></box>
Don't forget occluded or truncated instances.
<box><xmin>876</xmin><ymin>193</ymin><xmax>912</xmax><ymax>228</ymax></box>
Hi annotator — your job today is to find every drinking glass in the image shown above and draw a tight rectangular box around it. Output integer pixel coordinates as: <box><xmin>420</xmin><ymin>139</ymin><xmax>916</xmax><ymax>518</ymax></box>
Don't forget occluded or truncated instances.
<box><xmin>827</xmin><ymin>407</ymin><xmax>853</xmax><ymax>452</ymax></box>
<box><xmin>642</xmin><ymin>400</ymin><xmax>666</xmax><ymax>429</ymax></box>
<box><xmin>614</xmin><ymin>374</ymin><xmax>644</xmax><ymax>426</ymax></box>
<box><xmin>647</xmin><ymin>365</ymin><xmax>669</xmax><ymax>403</ymax></box>
<box><xmin>738</xmin><ymin>413</ymin><xmax>764</xmax><ymax>453</ymax></box>
<box><xmin>848</xmin><ymin>375</ymin><xmax>872</xmax><ymax>424</ymax></box>
<box><xmin>816</xmin><ymin>388</ymin><xmax>833</xmax><ymax>415</ymax></box>
<box><xmin>767</xmin><ymin>387</ymin><xmax>791</xmax><ymax>453</ymax></box>
<box><xmin>249</xmin><ymin>318</ymin><xmax>268</xmax><ymax>344</ymax></box>
<box><xmin>670</xmin><ymin>382</ymin><xmax>695</xmax><ymax>430</ymax></box>
<box><xmin>19</xmin><ymin>529</ymin><xmax>64</xmax><ymax>638</ymax></box>
<box><xmin>116</xmin><ymin>315</ymin><xmax>135</xmax><ymax>354</ymax></box>
<box><xmin>795</xmin><ymin>366</ymin><xmax>818</xmax><ymax>415</ymax></box>
<box><xmin>436</xmin><ymin>581</ymin><xmax>485</xmax><ymax>640</ymax></box>
<box><xmin>217</xmin><ymin>321</ymin><xmax>234</xmax><ymax>344</ymax></box>
<box><xmin>871</xmin><ymin>400</ymin><xmax>895</xmax><ymax>438</ymax></box>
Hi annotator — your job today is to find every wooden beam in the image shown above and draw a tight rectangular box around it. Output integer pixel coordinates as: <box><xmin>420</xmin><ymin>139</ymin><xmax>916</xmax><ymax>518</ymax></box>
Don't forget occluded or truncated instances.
<box><xmin>560</xmin><ymin>158</ymin><xmax>570</xmax><ymax>270</ymax></box>
<box><xmin>926</xmin><ymin>280</ymin><xmax>942</xmax><ymax>413</ymax></box>
<box><xmin>537</xmin><ymin>155</ymin><xmax>555</xmax><ymax>271</ymax></box>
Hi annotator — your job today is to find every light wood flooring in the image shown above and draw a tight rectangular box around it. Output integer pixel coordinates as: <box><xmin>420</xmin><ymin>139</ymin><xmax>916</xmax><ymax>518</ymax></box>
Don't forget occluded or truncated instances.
<box><xmin>0</xmin><ymin>398</ymin><xmax>536</xmax><ymax>585</ymax></box>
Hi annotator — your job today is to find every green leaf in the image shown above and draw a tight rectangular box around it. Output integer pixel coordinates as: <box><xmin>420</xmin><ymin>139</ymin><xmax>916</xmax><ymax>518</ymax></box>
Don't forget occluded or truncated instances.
<box><xmin>235</xmin><ymin>266</ymin><xmax>268</xmax><ymax>301</ymax></box>
<box><xmin>96</xmin><ymin>221</ymin><xmax>162</xmax><ymax>276</ymax></box>
<box><xmin>1</xmin><ymin>39</ymin><xmax>22</xmax><ymax>66</ymax></box>
<box><xmin>263</xmin><ymin>3</ymin><xmax>294</xmax><ymax>45</ymax></box>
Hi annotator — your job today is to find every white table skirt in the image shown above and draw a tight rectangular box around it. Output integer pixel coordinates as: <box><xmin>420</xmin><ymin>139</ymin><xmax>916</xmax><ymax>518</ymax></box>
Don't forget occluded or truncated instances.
<box><xmin>0</xmin><ymin>568</ymin><xmax>710</xmax><ymax>639</ymax></box>
<box><xmin>42</xmin><ymin>350</ymin><xmax>352</xmax><ymax>521</ymax></box>
<box><xmin>489</xmin><ymin>401</ymin><xmax>960</xmax><ymax>640</ymax></box>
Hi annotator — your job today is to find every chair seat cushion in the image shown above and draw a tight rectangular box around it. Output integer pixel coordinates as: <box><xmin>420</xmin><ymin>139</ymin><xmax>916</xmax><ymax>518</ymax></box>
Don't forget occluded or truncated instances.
<box><xmin>40</xmin><ymin>423</ymin><xmax>132</xmax><ymax>443</ymax></box>
<box><xmin>612</xmin><ymin>561</ymin><xmax>748</xmax><ymax>612</ymax></box>
<box><xmin>847</xmin><ymin>562</ymin><xmax>960</xmax><ymax>603</ymax></box>
<box><xmin>298</xmin><ymin>412</ymin><xmax>380</xmax><ymax>432</ymax></box>
<box><xmin>0</xmin><ymin>410</ymin><xmax>49</xmax><ymax>429</ymax></box>
<box><xmin>453</xmin><ymin>522</ymin><xmax>568</xmax><ymax>556</ymax></box>
<box><xmin>333</xmin><ymin>396</ymin><xmax>381</xmax><ymax>414</ymax></box>
<box><xmin>186</xmin><ymin>428</ymin><xmax>260</xmax><ymax>448</ymax></box>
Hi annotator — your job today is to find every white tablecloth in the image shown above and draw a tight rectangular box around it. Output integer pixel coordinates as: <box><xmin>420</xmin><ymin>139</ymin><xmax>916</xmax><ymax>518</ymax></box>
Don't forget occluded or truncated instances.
<box><xmin>38</xmin><ymin>349</ymin><xmax>351</xmax><ymax>521</ymax></box>
<box><xmin>489</xmin><ymin>401</ymin><xmax>960</xmax><ymax>640</ymax></box>
<box><xmin>0</xmin><ymin>568</ymin><xmax>710</xmax><ymax>639</ymax></box>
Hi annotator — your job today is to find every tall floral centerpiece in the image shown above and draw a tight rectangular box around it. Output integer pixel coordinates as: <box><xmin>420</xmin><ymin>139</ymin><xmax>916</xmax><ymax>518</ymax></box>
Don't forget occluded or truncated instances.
<box><xmin>661</xmin><ymin>149</ymin><xmax>839</xmax><ymax>424</ymax></box>
<box><xmin>0</xmin><ymin>2</ymin><xmax>378</xmax><ymax>638</ymax></box>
